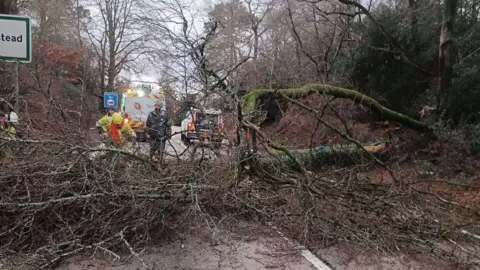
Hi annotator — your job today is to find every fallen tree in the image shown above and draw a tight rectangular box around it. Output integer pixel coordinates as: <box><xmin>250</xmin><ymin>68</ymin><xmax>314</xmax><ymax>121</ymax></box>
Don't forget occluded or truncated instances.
<box><xmin>267</xmin><ymin>142</ymin><xmax>390</xmax><ymax>169</ymax></box>
<box><xmin>2</xmin><ymin>133</ymin><xmax>480</xmax><ymax>269</ymax></box>
<box><xmin>0</xmin><ymin>137</ymin><xmax>234</xmax><ymax>269</ymax></box>
<box><xmin>241</xmin><ymin>84</ymin><xmax>431</xmax><ymax>133</ymax></box>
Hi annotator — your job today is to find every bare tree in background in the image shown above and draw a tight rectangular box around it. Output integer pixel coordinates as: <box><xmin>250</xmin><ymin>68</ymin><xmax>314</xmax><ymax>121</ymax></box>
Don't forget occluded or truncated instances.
<box><xmin>285</xmin><ymin>0</ymin><xmax>350</xmax><ymax>82</ymax></box>
<box><xmin>206</xmin><ymin>0</ymin><xmax>251</xmax><ymax>75</ymax></box>
<box><xmin>245</xmin><ymin>0</ymin><xmax>273</xmax><ymax>62</ymax></box>
<box><xmin>437</xmin><ymin>0</ymin><xmax>458</xmax><ymax>112</ymax></box>
<box><xmin>86</xmin><ymin>0</ymin><xmax>149</xmax><ymax>92</ymax></box>
<box><xmin>139</xmin><ymin>0</ymin><xmax>247</xmax><ymax>102</ymax></box>
<box><xmin>25</xmin><ymin>0</ymin><xmax>78</xmax><ymax>43</ymax></box>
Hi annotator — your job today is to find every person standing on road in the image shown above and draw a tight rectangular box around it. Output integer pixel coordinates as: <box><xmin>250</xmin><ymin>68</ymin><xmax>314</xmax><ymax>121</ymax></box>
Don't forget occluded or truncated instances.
<box><xmin>96</xmin><ymin>107</ymin><xmax>116</xmax><ymax>139</ymax></box>
<box><xmin>1</xmin><ymin>111</ymin><xmax>19</xmax><ymax>138</ymax></box>
<box><xmin>108</xmin><ymin>112</ymin><xmax>136</xmax><ymax>148</ymax></box>
<box><xmin>146</xmin><ymin>101</ymin><xmax>172</xmax><ymax>162</ymax></box>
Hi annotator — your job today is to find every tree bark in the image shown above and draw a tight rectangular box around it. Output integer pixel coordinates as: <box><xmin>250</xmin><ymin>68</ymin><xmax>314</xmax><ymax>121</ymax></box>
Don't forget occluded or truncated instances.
<box><xmin>260</xmin><ymin>143</ymin><xmax>390</xmax><ymax>169</ymax></box>
<box><xmin>252</xmin><ymin>25</ymin><xmax>259</xmax><ymax>61</ymax></box>
<box><xmin>437</xmin><ymin>0</ymin><xmax>458</xmax><ymax>112</ymax></box>
<box><xmin>0</xmin><ymin>0</ymin><xmax>17</xmax><ymax>14</ymax></box>
<box><xmin>472</xmin><ymin>1</ymin><xmax>477</xmax><ymax>25</ymax></box>
<box><xmin>38</xmin><ymin>3</ymin><xmax>47</xmax><ymax>39</ymax></box>
<box><xmin>408</xmin><ymin>0</ymin><xmax>417</xmax><ymax>43</ymax></box>
<box><xmin>241</xmin><ymin>84</ymin><xmax>431</xmax><ymax>133</ymax></box>
<box><xmin>106</xmin><ymin>0</ymin><xmax>116</xmax><ymax>92</ymax></box>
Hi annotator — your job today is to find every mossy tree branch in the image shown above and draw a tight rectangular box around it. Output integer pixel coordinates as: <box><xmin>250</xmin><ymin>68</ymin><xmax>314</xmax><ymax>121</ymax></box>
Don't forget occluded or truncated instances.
<box><xmin>241</xmin><ymin>84</ymin><xmax>431</xmax><ymax>133</ymax></box>
<box><xmin>242</xmin><ymin>120</ymin><xmax>308</xmax><ymax>176</ymax></box>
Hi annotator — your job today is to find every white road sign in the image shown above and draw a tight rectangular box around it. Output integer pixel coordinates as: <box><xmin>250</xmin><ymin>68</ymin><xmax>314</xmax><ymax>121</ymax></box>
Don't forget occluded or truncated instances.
<box><xmin>0</xmin><ymin>14</ymin><xmax>31</xmax><ymax>63</ymax></box>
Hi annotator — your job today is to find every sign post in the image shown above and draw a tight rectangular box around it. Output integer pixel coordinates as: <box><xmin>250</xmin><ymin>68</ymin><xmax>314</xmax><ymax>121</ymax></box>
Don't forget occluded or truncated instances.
<box><xmin>13</xmin><ymin>61</ymin><xmax>18</xmax><ymax>110</ymax></box>
<box><xmin>0</xmin><ymin>14</ymin><xmax>32</xmax><ymax>111</ymax></box>
<box><xmin>103</xmin><ymin>92</ymin><xmax>119</xmax><ymax>109</ymax></box>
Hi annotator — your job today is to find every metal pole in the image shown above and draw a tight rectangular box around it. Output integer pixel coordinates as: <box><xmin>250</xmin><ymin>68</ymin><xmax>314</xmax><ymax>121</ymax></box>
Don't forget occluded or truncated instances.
<box><xmin>13</xmin><ymin>61</ymin><xmax>19</xmax><ymax>112</ymax></box>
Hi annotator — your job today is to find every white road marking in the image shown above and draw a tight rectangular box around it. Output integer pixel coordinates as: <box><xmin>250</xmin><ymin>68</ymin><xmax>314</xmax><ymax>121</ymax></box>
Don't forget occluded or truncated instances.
<box><xmin>271</xmin><ymin>226</ymin><xmax>332</xmax><ymax>270</ymax></box>
<box><xmin>461</xmin><ymin>229</ymin><xmax>480</xmax><ymax>241</ymax></box>
<box><xmin>300</xmin><ymin>249</ymin><xmax>332</xmax><ymax>270</ymax></box>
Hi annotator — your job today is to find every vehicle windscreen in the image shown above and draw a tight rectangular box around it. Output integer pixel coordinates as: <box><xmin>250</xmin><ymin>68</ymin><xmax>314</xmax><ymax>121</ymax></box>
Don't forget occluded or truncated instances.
<box><xmin>195</xmin><ymin>113</ymin><xmax>220</xmax><ymax>129</ymax></box>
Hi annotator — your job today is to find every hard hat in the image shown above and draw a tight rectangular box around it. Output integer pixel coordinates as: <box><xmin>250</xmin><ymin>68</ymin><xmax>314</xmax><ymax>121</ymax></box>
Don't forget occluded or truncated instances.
<box><xmin>111</xmin><ymin>112</ymin><xmax>123</xmax><ymax>124</ymax></box>
<box><xmin>7</xmin><ymin>112</ymin><xmax>19</xmax><ymax>123</ymax></box>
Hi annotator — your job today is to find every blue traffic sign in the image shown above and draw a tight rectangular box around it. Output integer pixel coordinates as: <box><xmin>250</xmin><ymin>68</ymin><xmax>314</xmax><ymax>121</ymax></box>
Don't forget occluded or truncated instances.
<box><xmin>103</xmin><ymin>92</ymin><xmax>118</xmax><ymax>109</ymax></box>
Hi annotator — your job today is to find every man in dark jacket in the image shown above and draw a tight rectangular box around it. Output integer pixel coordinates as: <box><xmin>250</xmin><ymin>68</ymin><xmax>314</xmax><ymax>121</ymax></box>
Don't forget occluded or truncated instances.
<box><xmin>146</xmin><ymin>102</ymin><xmax>172</xmax><ymax>161</ymax></box>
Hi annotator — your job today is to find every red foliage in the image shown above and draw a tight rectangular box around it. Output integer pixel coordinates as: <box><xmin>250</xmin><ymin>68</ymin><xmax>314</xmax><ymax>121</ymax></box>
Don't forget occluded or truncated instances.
<box><xmin>260</xmin><ymin>95</ymin><xmax>382</xmax><ymax>147</ymax></box>
<box><xmin>37</xmin><ymin>42</ymin><xmax>83</xmax><ymax>81</ymax></box>
<box><xmin>11</xmin><ymin>42</ymin><xmax>90</xmax><ymax>137</ymax></box>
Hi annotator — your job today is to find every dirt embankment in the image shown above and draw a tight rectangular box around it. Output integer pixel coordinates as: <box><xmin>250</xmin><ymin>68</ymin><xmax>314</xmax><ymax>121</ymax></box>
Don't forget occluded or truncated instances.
<box><xmin>222</xmin><ymin>95</ymin><xmax>422</xmax><ymax>149</ymax></box>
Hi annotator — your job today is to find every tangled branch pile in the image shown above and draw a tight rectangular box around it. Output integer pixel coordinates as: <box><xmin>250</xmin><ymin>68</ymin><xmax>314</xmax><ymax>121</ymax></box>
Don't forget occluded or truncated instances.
<box><xmin>254</xmin><ymin>156</ymin><xmax>480</xmax><ymax>247</ymax></box>
<box><xmin>0</xmin><ymin>137</ymin><xmax>235</xmax><ymax>268</ymax></box>
<box><xmin>1</xmin><ymin>131</ymin><xmax>480</xmax><ymax>269</ymax></box>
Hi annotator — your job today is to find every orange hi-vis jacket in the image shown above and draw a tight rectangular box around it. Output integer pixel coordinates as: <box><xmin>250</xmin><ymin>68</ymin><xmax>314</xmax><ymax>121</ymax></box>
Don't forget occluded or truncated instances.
<box><xmin>109</xmin><ymin>121</ymin><xmax>135</xmax><ymax>144</ymax></box>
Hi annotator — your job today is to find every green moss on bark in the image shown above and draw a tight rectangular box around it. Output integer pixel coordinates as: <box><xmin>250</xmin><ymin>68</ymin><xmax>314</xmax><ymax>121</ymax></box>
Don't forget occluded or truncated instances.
<box><xmin>241</xmin><ymin>84</ymin><xmax>431</xmax><ymax>133</ymax></box>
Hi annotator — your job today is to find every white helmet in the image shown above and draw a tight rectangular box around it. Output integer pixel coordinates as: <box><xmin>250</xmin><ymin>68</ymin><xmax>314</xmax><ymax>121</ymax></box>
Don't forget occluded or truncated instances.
<box><xmin>7</xmin><ymin>112</ymin><xmax>19</xmax><ymax>123</ymax></box>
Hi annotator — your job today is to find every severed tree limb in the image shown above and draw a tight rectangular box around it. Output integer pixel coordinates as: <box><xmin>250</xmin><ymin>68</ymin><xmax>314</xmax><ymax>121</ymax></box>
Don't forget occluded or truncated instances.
<box><xmin>119</xmin><ymin>229</ymin><xmax>150</xmax><ymax>269</ymax></box>
<box><xmin>242</xmin><ymin>84</ymin><xmax>431</xmax><ymax>133</ymax></box>
<box><xmin>242</xmin><ymin>120</ymin><xmax>308</xmax><ymax>176</ymax></box>
<box><xmin>0</xmin><ymin>193</ymin><xmax>172</xmax><ymax>208</ymax></box>
<box><xmin>278</xmin><ymin>92</ymin><xmax>397</xmax><ymax>183</ymax></box>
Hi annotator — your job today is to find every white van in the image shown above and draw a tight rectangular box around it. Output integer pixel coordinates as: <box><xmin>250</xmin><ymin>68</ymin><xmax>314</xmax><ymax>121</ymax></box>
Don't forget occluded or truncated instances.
<box><xmin>121</xmin><ymin>89</ymin><xmax>165</xmax><ymax>142</ymax></box>
<box><xmin>180</xmin><ymin>108</ymin><xmax>224</xmax><ymax>147</ymax></box>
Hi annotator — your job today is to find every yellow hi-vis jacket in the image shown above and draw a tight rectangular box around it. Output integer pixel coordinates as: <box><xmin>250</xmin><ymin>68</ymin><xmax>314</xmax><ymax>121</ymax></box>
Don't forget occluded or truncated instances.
<box><xmin>1</xmin><ymin>125</ymin><xmax>15</xmax><ymax>138</ymax></box>
<box><xmin>96</xmin><ymin>114</ymin><xmax>112</xmax><ymax>133</ymax></box>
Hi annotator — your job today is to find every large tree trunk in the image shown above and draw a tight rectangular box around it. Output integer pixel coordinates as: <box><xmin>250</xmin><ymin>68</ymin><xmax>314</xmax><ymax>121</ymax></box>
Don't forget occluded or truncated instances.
<box><xmin>106</xmin><ymin>44</ymin><xmax>116</xmax><ymax>91</ymax></box>
<box><xmin>408</xmin><ymin>0</ymin><xmax>417</xmax><ymax>42</ymax></box>
<box><xmin>105</xmin><ymin>0</ymin><xmax>117</xmax><ymax>92</ymax></box>
<box><xmin>252</xmin><ymin>26</ymin><xmax>259</xmax><ymax>61</ymax></box>
<box><xmin>437</xmin><ymin>0</ymin><xmax>458</xmax><ymax>112</ymax></box>
<box><xmin>472</xmin><ymin>1</ymin><xmax>477</xmax><ymax>25</ymax></box>
<box><xmin>261</xmin><ymin>143</ymin><xmax>390</xmax><ymax>169</ymax></box>
<box><xmin>38</xmin><ymin>3</ymin><xmax>47</xmax><ymax>39</ymax></box>
<box><xmin>0</xmin><ymin>0</ymin><xmax>17</xmax><ymax>14</ymax></box>
<box><xmin>241</xmin><ymin>84</ymin><xmax>431</xmax><ymax>133</ymax></box>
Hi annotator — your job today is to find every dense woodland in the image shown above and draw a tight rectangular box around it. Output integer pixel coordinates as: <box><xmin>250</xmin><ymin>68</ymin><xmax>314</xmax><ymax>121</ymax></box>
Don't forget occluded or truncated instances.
<box><xmin>1</xmin><ymin>0</ymin><xmax>480</xmax><ymax>268</ymax></box>
<box><xmin>1</xmin><ymin>0</ymin><xmax>478</xmax><ymax>128</ymax></box>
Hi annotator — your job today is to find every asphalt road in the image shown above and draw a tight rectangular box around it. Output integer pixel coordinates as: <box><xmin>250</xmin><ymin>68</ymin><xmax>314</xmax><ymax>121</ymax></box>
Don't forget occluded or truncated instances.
<box><xmin>89</xmin><ymin>126</ymin><xmax>229</xmax><ymax>161</ymax></box>
<box><xmin>151</xmin><ymin>126</ymin><xmax>228</xmax><ymax>160</ymax></box>
<box><xmin>56</xmin><ymin>227</ymin><xmax>325</xmax><ymax>270</ymax></box>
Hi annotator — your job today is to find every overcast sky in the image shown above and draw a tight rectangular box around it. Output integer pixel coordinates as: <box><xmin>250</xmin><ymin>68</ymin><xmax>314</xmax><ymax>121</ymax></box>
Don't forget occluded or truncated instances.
<box><xmin>30</xmin><ymin>0</ymin><xmax>378</xmax><ymax>91</ymax></box>
<box><xmin>114</xmin><ymin>0</ymin><xmax>213</xmax><ymax>88</ymax></box>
